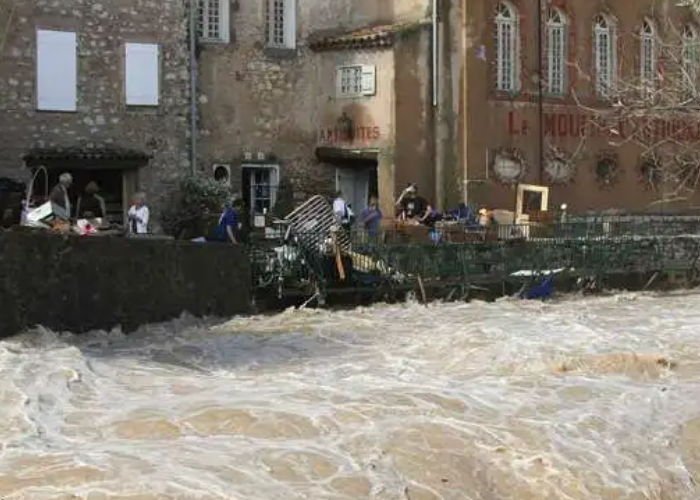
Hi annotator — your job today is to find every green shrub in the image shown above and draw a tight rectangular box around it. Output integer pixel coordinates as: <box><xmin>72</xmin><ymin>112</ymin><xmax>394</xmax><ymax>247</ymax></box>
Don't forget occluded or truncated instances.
<box><xmin>161</xmin><ymin>176</ymin><xmax>231</xmax><ymax>239</ymax></box>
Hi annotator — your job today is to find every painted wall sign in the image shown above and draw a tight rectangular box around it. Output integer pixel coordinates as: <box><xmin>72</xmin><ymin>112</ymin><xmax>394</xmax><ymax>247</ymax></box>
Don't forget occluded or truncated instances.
<box><xmin>507</xmin><ymin>110</ymin><xmax>700</xmax><ymax>142</ymax></box>
<box><xmin>318</xmin><ymin>111</ymin><xmax>381</xmax><ymax>144</ymax></box>
<box><xmin>318</xmin><ymin>125</ymin><xmax>381</xmax><ymax>143</ymax></box>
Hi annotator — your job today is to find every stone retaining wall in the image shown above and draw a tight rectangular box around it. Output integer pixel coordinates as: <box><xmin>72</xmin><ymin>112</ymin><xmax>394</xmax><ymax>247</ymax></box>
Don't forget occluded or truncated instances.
<box><xmin>0</xmin><ymin>231</ymin><xmax>251</xmax><ymax>339</ymax></box>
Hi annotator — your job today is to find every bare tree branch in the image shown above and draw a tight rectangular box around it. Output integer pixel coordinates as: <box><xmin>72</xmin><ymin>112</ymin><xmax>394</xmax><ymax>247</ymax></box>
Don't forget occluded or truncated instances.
<box><xmin>567</xmin><ymin>8</ymin><xmax>700</xmax><ymax>204</ymax></box>
<box><xmin>679</xmin><ymin>0</ymin><xmax>700</xmax><ymax>14</ymax></box>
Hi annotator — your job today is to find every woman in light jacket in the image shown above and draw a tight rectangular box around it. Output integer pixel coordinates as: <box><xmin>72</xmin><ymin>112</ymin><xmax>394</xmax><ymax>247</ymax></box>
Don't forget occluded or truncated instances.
<box><xmin>127</xmin><ymin>192</ymin><xmax>149</xmax><ymax>234</ymax></box>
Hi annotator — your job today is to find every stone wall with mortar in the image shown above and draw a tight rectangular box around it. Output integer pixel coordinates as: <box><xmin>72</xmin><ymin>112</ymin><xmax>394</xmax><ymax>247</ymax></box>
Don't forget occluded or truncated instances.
<box><xmin>0</xmin><ymin>230</ymin><xmax>251</xmax><ymax>338</ymax></box>
<box><xmin>0</xmin><ymin>0</ymin><xmax>192</xmax><ymax>224</ymax></box>
<box><xmin>197</xmin><ymin>0</ymin><xmax>431</xmax><ymax>204</ymax></box>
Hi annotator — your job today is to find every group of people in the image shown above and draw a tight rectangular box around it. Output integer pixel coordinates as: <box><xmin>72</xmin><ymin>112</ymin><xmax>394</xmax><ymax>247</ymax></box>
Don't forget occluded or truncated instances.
<box><xmin>332</xmin><ymin>191</ymin><xmax>383</xmax><ymax>236</ymax></box>
<box><xmin>42</xmin><ymin>171</ymin><xmax>247</xmax><ymax>242</ymax></box>
<box><xmin>39</xmin><ymin>172</ymin><xmax>149</xmax><ymax>234</ymax></box>
<box><xmin>332</xmin><ymin>183</ymin><xmax>436</xmax><ymax>236</ymax></box>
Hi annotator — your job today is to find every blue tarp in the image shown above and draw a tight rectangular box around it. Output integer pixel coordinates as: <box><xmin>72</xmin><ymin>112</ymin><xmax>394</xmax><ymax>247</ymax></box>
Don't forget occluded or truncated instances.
<box><xmin>523</xmin><ymin>274</ymin><xmax>555</xmax><ymax>300</ymax></box>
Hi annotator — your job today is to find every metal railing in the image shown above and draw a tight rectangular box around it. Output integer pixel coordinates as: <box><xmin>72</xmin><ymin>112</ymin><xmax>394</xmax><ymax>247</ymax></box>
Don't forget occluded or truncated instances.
<box><xmin>249</xmin><ymin>221</ymin><xmax>700</xmax><ymax>297</ymax></box>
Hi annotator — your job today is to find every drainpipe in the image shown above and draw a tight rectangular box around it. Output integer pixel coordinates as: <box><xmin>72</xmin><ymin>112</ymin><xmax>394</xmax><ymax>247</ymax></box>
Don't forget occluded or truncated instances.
<box><xmin>432</xmin><ymin>0</ymin><xmax>444</xmax><ymax>210</ymax></box>
<box><xmin>536</xmin><ymin>0</ymin><xmax>544</xmax><ymax>184</ymax></box>
<box><xmin>432</xmin><ymin>0</ymin><xmax>438</xmax><ymax>107</ymax></box>
<box><xmin>189</xmin><ymin>0</ymin><xmax>198</xmax><ymax>175</ymax></box>
<box><xmin>461</xmin><ymin>0</ymin><xmax>468</xmax><ymax>205</ymax></box>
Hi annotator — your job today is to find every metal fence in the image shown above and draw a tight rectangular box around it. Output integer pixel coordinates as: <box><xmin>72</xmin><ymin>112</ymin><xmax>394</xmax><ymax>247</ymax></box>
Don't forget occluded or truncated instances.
<box><xmin>332</xmin><ymin>220</ymin><xmax>700</xmax><ymax>243</ymax></box>
<box><xmin>249</xmin><ymin>221</ymin><xmax>700</xmax><ymax>298</ymax></box>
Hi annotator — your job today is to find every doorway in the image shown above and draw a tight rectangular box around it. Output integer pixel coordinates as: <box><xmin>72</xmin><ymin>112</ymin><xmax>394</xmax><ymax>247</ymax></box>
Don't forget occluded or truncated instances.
<box><xmin>334</xmin><ymin>159</ymin><xmax>378</xmax><ymax>217</ymax></box>
<box><xmin>31</xmin><ymin>168</ymin><xmax>127</xmax><ymax>222</ymax></box>
<box><xmin>241</xmin><ymin>164</ymin><xmax>279</xmax><ymax>222</ymax></box>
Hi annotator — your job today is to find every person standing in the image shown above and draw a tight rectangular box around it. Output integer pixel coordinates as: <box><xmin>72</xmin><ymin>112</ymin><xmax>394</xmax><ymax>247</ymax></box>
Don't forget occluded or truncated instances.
<box><xmin>362</xmin><ymin>195</ymin><xmax>382</xmax><ymax>238</ymax></box>
<box><xmin>76</xmin><ymin>182</ymin><xmax>106</xmax><ymax>219</ymax></box>
<box><xmin>232</xmin><ymin>198</ymin><xmax>250</xmax><ymax>244</ymax></box>
<box><xmin>216</xmin><ymin>198</ymin><xmax>238</xmax><ymax>244</ymax></box>
<box><xmin>127</xmin><ymin>192</ymin><xmax>149</xmax><ymax>234</ymax></box>
<box><xmin>49</xmin><ymin>172</ymin><xmax>72</xmax><ymax>217</ymax></box>
<box><xmin>396</xmin><ymin>184</ymin><xmax>432</xmax><ymax>224</ymax></box>
<box><xmin>332</xmin><ymin>190</ymin><xmax>352</xmax><ymax>231</ymax></box>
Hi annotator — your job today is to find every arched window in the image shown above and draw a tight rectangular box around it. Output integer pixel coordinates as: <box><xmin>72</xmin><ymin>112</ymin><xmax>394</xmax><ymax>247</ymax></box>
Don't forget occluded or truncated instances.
<box><xmin>495</xmin><ymin>2</ymin><xmax>519</xmax><ymax>92</ymax></box>
<box><xmin>593</xmin><ymin>14</ymin><xmax>616</xmax><ymax>95</ymax></box>
<box><xmin>682</xmin><ymin>25</ymin><xmax>698</xmax><ymax>94</ymax></box>
<box><xmin>546</xmin><ymin>7</ymin><xmax>567</xmax><ymax>95</ymax></box>
<box><xmin>640</xmin><ymin>19</ymin><xmax>657</xmax><ymax>90</ymax></box>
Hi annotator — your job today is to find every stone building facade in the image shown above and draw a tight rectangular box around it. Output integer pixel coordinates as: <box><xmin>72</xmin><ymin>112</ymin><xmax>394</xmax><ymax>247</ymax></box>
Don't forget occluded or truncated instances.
<box><xmin>196</xmin><ymin>0</ymin><xmax>436</xmax><ymax>220</ymax></box>
<box><xmin>454</xmin><ymin>0</ymin><xmax>700</xmax><ymax>214</ymax></box>
<box><xmin>0</xmin><ymin>0</ymin><xmax>192</xmax><ymax>223</ymax></box>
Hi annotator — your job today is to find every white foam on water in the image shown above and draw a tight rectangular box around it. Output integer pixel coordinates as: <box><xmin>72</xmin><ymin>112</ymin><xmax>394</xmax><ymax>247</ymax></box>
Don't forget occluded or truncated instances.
<box><xmin>0</xmin><ymin>294</ymin><xmax>699</xmax><ymax>499</ymax></box>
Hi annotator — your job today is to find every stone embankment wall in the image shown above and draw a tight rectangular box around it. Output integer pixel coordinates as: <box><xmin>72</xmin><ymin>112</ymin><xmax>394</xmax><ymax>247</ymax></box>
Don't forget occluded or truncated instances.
<box><xmin>0</xmin><ymin>231</ymin><xmax>251</xmax><ymax>339</ymax></box>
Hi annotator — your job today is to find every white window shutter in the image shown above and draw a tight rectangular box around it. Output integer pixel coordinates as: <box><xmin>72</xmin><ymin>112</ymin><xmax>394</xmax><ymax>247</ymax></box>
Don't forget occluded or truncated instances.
<box><xmin>219</xmin><ymin>0</ymin><xmax>230</xmax><ymax>43</ymax></box>
<box><xmin>361</xmin><ymin>65</ymin><xmax>376</xmax><ymax>95</ymax></box>
<box><xmin>36</xmin><ymin>30</ymin><xmax>77</xmax><ymax>111</ymax></box>
<box><xmin>270</xmin><ymin>166</ymin><xmax>280</xmax><ymax>207</ymax></box>
<box><xmin>124</xmin><ymin>43</ymin><xmax>160</xmax><ymax>106</ymax></box>
<box><xmin>335</xmin><ymin>68</ymin><xmax>344</xmax><ymax>96</ymax></box>
<box><xmin>283</xmin><ymin>0</ymin><xmax>297</xmax><ymax>49</ymax></box>
<box><xmin>267</xmin><ymin>0</ymin><xmax>275</xmax><ymax>46</ymax></box>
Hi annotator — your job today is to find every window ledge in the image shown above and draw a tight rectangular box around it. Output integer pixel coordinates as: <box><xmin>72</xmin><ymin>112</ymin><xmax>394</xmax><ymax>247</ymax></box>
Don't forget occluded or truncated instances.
<box><xmin>264</xmin><ymin>47</ymin><xmax>297</xmax><ymax>59</ymax></box>
<box><xmin>35</xmin><ymin>109</ymin><xmax>78</xmax><ymax>114</ymax></box>
<box><xmin>125</xmin><ymin>105</ymin><xmax>161</xmax><ymax>114</ymax></box>
<box><xmin>336</xmin><ymin>93</ymin><xmax>367</xmax><ymax>99</ymax></box>
<box><xmin>492</xmin><ymin>90</ymin><xmax>523</xmax><ymax>99</ymax></box>
<box><xmin>198</xmin><ymin>38</ymin><xmax>230</xmax><ymax>45</ymax></box>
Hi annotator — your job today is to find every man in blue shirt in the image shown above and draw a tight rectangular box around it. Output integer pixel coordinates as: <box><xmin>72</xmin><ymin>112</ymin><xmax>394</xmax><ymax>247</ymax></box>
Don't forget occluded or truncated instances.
<box><xmin>216</xmin><ymin>199</ymin><xmax>239</xmax><ymax>243</ymax></box>
<box><xmin>362</xmin><ymin>195</ymin><xmax>382</xmax><ymax>238</ymax></box>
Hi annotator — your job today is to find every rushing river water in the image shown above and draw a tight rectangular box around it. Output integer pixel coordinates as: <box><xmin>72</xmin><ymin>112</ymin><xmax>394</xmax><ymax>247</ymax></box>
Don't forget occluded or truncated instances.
<box><xmin>1</xmin><ymin>293</ymin><xmax>700</xmax><ymax>500</ymax></box>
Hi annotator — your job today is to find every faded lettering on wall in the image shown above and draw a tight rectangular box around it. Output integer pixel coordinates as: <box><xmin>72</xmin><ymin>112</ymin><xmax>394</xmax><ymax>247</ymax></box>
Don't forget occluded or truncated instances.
<box><xmin>318</xmin><ymin>126</ymin><xmax>381</xmax><ymax>145</ymax></box>
<box><xmin>507</xmin><ymin>111</ymin><xmax>700</xmax><ymax>142</ymax></box>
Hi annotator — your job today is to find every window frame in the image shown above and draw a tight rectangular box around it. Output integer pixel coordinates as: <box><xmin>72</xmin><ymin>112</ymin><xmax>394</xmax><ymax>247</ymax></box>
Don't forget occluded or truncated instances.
<box><xmin>639</xmin><ymin>19</ymin><xmax>657</xmax><ymax>91</ymax></box>
<box><xmin>266</xmin><ymin>0</ymin><xmax>297</xmax><ymax>50</ymax></box>
<box><xmin>335</xmin><ymin>65</ymin><xmax>376</xmax><ymax>98</ymax></box>
<box><xmin>494</xmin><ymin>1</ymin><xmax>519</xmax><ymax>93</ymax></box>
<box><xmin>593</xmin><ymin>13</ymin><xmax>617</xmax><ymax>97</ymax></box>
<box><xmin>545</xmin><ymin>7</ymin><xmax>567</xmax><ymax>96</ymax></box>
<box><xmin>242</xmin><ymin>164</ymin><xmax>280</xmax><ymax>220</ymax></box>
<box><xmin>197</xmin><ymin>0</ymin><xmax>230</xmax><ymax>43</ymax></box>
<box><xmin>682</xmin><ymin>24</ymin><xmax>699</xmax><ymax>96</ymax></box>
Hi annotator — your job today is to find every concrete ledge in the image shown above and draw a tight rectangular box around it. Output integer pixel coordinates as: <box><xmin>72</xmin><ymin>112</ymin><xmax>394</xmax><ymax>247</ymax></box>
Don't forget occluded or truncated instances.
<box><xmin>0</xmin><ymin>231</ymin><xmax>251</xmax><ymax>338</ymax></box>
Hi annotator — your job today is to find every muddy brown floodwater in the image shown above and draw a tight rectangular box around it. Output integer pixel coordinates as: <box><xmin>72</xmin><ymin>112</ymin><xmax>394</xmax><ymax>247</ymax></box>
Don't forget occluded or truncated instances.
<box><xmin>1</xmin><ymin>293</ymin><xmax>699</xmax><ymax>499</ymax></box>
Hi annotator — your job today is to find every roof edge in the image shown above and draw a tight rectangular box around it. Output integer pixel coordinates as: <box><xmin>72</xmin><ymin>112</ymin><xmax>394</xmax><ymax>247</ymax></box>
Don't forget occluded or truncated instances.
<box><xmin>308</xmin><ymin>19</ymin><xmax>430</xmax><ymax>52</ymax></box>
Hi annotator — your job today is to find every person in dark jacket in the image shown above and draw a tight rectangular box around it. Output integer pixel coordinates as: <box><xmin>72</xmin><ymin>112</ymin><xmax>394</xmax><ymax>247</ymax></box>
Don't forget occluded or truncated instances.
<box><xmin>76</xmin><ymin>182</ymin><xmax>106</xmax><ymax>219</ymax></box>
